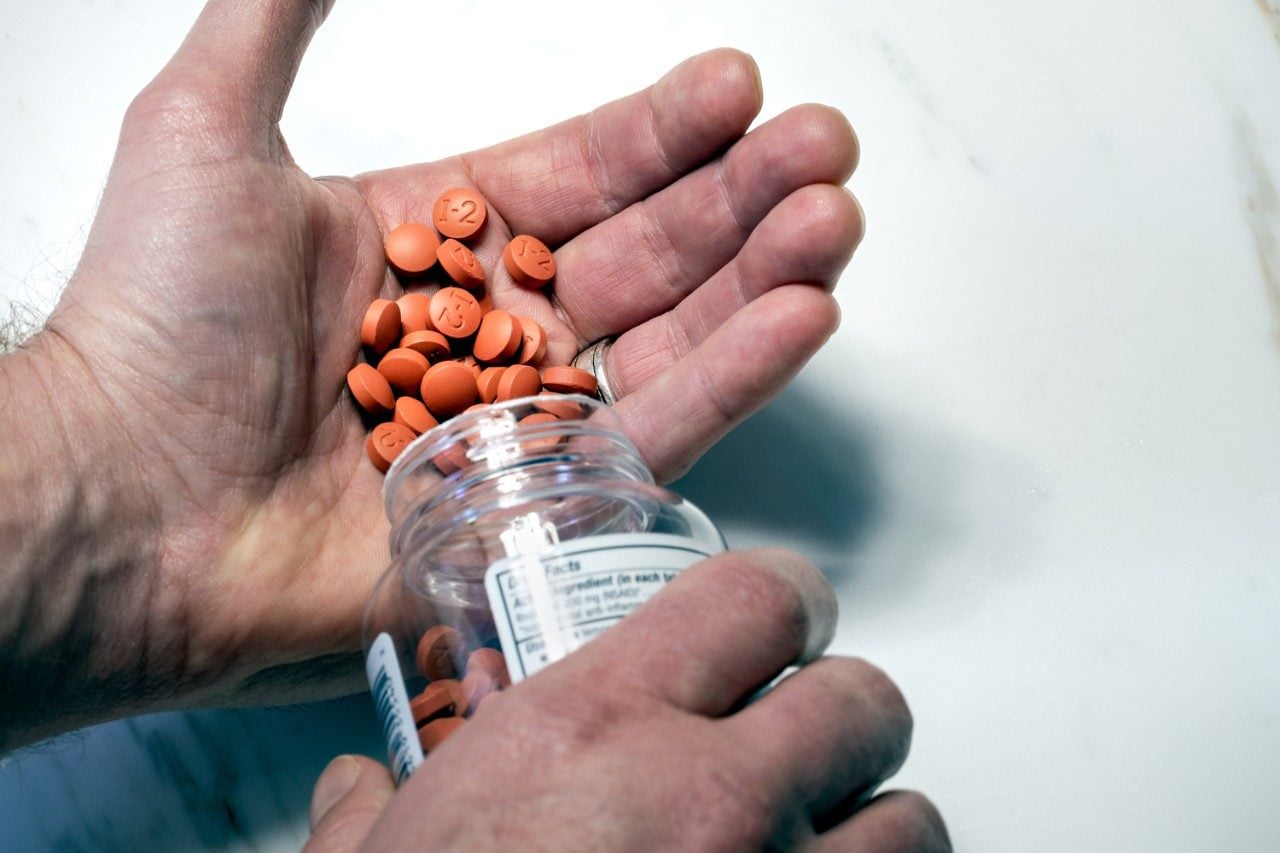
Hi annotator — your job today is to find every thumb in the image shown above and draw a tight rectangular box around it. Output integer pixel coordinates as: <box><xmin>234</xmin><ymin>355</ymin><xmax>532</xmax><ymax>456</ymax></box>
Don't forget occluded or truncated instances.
<box><xmin>304</xmin><ymin>755</ymin><xmax>396</xmax><ymax>852</ymax></box>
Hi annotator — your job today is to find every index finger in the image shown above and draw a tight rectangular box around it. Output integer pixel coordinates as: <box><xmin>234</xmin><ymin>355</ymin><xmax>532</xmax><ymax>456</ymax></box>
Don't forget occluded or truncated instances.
<box><xmin>357</xmin><ymin>48</ymin><xmax>763</xmax><ymax>245</ymax></box>
<box><xmin>541</xmin><ymin>548</ymin><xmax>838</xmax><ymax>715</ymax></box>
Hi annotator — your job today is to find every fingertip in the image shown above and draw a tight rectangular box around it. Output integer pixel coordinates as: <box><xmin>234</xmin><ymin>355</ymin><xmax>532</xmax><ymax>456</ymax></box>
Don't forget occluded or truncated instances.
<box><xmin>751</xmin><ymin>547</ymin><xmax>839</xmax><ymax>662</ymax></box>
<box><xmin>704</xmin><ymin>47</ymin><xmax>765</xmax><ymax>117</ymax></box>
<box><xmin>763</xmin><ymin>183</ymin><xmax>866</xmax><ymax>288</ymax></box>
<box><xmin>845</xmin><ymin>186</ymin><xmax>867</xmax><ymax>251</ymax></box>
<box><xmin>790</xmin><ymin>104</ymin><xmax>861</xmax><ymax>183</ymax></box>
<box><xmin>310</xmin><ymin>755</ymin><xmax>362</xmax><ymax>829</ymax></box>
<box><xmin>306</xmin><ymin>755</ymin><xmax>396</xmax><ymax>852</ymax></box>
<box><xmin>654</xmin><ymin>49</ymin><xmax>765</xmax><ymax>170</ymax></box>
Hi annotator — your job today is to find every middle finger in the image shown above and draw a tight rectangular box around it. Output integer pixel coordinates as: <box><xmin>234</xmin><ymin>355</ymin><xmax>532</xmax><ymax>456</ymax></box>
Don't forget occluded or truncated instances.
<box><xmin>552</xmin><ymin>103</ymin><xmax>858</xmax><ymax>344</ymax></box>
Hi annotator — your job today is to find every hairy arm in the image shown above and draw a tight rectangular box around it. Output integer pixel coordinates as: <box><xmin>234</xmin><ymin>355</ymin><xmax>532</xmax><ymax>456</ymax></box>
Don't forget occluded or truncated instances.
<box><xmin>0</xmin><ymin>330</ymin><xmax>166</xmax><ymax>751</ymax></box>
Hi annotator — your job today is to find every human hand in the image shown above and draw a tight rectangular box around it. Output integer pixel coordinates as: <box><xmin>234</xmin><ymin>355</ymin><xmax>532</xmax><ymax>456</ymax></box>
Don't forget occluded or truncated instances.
<box><xmin>0</xmin><ymin>0</ymin><xmax>861</xmax><ymax>746</ymax></box>
<box><xmin>304</xmin><ymin>550</ymin><xmax>947</xmax><ymax>851</ymax></box>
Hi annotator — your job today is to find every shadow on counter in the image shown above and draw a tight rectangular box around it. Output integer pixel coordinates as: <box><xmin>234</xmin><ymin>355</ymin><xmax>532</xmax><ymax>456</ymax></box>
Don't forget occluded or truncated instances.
<box><xmin>671</xmin><ymin>382</ymin><xmax>883</xmax><ymax>587</ymax></box>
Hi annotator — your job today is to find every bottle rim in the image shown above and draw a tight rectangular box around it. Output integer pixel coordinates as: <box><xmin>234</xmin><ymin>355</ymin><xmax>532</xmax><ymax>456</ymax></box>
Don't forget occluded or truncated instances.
<box><xmin>381</xmin><ymin>394</ymin><xmax>652</xmax><ymax>553</ymax></box>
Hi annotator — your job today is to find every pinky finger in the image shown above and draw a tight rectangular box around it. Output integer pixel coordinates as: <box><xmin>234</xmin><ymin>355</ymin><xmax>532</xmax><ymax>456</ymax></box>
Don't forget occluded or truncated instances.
<box><xmin>611</xmin><ymin>284</ymin><xmax>839</xmax><ymax>483</ymax></box>
<box><xmin>812</xmin><ymin>790</ymin><xmax>951</xmax><ymax>853</ymax></box>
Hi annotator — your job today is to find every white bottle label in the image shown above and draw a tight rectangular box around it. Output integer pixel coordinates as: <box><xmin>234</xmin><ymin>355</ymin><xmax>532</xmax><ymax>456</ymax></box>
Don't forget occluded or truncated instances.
<box><xmin>365</xmin><ymin>631</ymin><xmax>424</xmax><ymax>785</ymax></box>
<box><xmin>484</xmin><ymin>532</ymin><xmax>718</xmax><ymax>683</ymax></box>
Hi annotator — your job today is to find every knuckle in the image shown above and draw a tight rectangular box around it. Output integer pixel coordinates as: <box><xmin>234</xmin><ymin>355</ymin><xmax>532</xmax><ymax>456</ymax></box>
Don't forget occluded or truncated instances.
<box><xmin>491</xmin><ymin>677</ymin><xmax>628</xmax><ymax>751</ymax></box>
<box><xmin>124</xmin><ymin>80</ymin><xmax>201</xmax><ymax>134</ymax></box>
<box><xmin>122</xmin><ymin>77</ymin><xmax>241</xmax><ymax>156</ymax></box>
<box><xmin>681</xmin><ymin>751</ymin><xmax>776</xmax><ymax>847</ymax></box>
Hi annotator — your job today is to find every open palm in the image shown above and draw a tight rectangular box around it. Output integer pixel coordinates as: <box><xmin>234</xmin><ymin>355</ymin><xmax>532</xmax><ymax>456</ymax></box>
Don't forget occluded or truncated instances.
<box><xmin>41</xmin><ymin>0</ymin><xmax>862</xmax><ymax>712</ymax></box>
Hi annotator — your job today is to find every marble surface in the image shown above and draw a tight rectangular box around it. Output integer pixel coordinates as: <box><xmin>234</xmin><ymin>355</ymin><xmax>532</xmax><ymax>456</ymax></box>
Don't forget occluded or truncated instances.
<box><xmin>3</xmin><ymin>0</ymin><xmax>1280</xmax><ymax>849</ymax></box>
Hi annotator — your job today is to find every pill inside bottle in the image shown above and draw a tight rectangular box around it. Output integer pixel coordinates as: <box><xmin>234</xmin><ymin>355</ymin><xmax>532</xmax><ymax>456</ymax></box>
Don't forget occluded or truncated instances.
<box><xmin>361</xmin><ymin>395</ymin><xmax>724</xmax><ymax>784</ymax></box>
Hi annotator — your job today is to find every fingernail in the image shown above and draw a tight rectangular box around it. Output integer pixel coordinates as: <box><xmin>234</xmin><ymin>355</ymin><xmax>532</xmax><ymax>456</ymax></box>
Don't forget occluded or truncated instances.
<box><xmin>310</xmin><ymin>755</ymin><xmax>360</xmax><ymax>829</ymax></box>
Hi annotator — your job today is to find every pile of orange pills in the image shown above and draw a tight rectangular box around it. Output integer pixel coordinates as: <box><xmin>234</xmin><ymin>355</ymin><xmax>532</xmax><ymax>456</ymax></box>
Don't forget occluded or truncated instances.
<box><xmin>409</xmin><ymin>626</ymin><xmax>511</xmax><ymax>753</ymax></box>
<box><xmin>345</xmin><ymin>187</ymin><xmax>603</xmax><ymax>473</ymax></box>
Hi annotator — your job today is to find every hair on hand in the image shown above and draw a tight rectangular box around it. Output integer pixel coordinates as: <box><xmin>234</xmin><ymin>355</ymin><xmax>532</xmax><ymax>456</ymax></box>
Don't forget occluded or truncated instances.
<box><xmin>1</xmin><ymin>301</ymin><xmax>45</xmax><ymax>354</ymax></box>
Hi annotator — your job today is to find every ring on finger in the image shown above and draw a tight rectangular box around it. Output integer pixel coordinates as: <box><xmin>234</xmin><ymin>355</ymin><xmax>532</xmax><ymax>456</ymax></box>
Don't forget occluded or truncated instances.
<box><xmin>571</xmin><ymin>337</ymin><xmax>619</xmax><ymax>405</ymax></box>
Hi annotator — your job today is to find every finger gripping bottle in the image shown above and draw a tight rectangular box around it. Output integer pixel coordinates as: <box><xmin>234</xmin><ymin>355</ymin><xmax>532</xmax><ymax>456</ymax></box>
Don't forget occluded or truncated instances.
<box><xmin>362</xmin><ymin>395</ymin><xmax>724</xmax><ymax>783</ymax></box>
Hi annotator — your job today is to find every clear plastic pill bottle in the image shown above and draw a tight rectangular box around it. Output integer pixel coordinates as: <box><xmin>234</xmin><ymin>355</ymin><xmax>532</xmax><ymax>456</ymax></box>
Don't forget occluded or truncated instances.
<box><xmin>362</xmin><ymin>395</ymin><xmax>725</xmax><ymax>783</ymax></box>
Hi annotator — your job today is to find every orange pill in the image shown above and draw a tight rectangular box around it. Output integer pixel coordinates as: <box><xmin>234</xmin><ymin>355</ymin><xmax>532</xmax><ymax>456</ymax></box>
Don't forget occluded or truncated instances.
<box><xmin>467</xmin><ymin>647</ymin><xmax>511</xmax><ymax>688</ymax></box>
<box><xmin>346</xmin><ymin>363</ymin><xmax>395</xmax><ymax>415</ymax></box>
<box><xmin>541</xmin><ymin>365</ymin><xmax>598</xmax><ymax>397</ymax></box>
<box><xmin>477</xmin><ymin>366</ymin><xmax>507</xmax><ymax>404</ymax></box>
<box><xmin>437</xmin><ymin>239</ymin><xmax>485</xmax><ymax>289</ymax></box>
<box><xmin>418</xmin><ymin>716</ymin><xmax>465</xmax><ymax>752</ymax></box>
<box><xmin>460</xmin><ymin>667</ymin><xmax>501</xmax><ymax>715</ymax></box>
<box><xmin>477</xmin><ymin>287</ymin><xmax>494</xmax><ymax>316</ymax></box>
<box><xmin>534</xmin><ymin>393</ymin><xmax>585</xmax><ymax>420</ymax></box>
<box><xmin>472</xmin><ymin>310</ymin><xmax>524</xmax><ymax>363</ymax></box>
<box><xmin>385</xmin><ymin>222</ymin><xmax>441</xmax><ymax>276</ymax></box>
<box><xmin>377</xmin><ymin>347</ymin><xmax>430</xmax><ymax>395</ymax></box>
<box><xmin>366</xmin><ymin>421</ymin><xmax>416</xmax><ymax>472</ymax></box>
<box><xmin>438</xmin><ymin>678</ymin><xmax>469</xmax><ymax>716</ymax></box>
<box><xmin>397</xmin><ymin>292</ymin><xmax>434</xmax><ymax>336</ymax></box>
<box><xmin>518</xmin><ymin>412</ymin><xmax>562</xmax><ymax>451</ymax></box>
<box><xmin>394</xmin><ymin>396</ymin><xmax>439</xmax><ymax>436</ymax></box>
<box><xmin>410</xmin><ymin>680</ymin><xmax>460</xmax><ymax>726</ymax></box>
<box><xmin>503</xmin><ymin>235</ymin><xmax>556</xmax><ymax>288</ymax></box>
<box><xmin>400</xmin><ymin>329</ymin><xmax>451</xmax><ymax>362</ymax></box>
<box><xmin>416</xmin><ymin>625</ymin><xmax>462</xmax><ymax>680</ymax></box>
<box><xmin>429</xmin><ymin>287</ymin><xmax>483</xmax><ymax>339</ymax></box>
<box><xmin>449</xmin><ymin>356</ymin><xmax>481</xmax><ymax>381</ymax></box>
<box><xmin>361</xmin><ymin>298</ymin><xmax>402</xmax><ymax>353</ymax></box>
<box><xmin>496</xmin><ymin>364</ymin><xmax>542</xmax><ymax>401</ymax></box>
<box><xmin>516</xmin><ymin>317</ymin><xmax>548</xmax><ymax>365</ymax></box>
<box><xmin>431</xmin><ymin>441</ymin><xmax>471</xmax><ymax>475</ymax></box>
<box><xmin>432</xmin><ymin>188</ymin><xmax>488</xmax><ymax>241</ymax></box>
<box><xmin>421</xmin><ymin>360</ymin><xmax>479</xmax><ymax>417</ymax></box>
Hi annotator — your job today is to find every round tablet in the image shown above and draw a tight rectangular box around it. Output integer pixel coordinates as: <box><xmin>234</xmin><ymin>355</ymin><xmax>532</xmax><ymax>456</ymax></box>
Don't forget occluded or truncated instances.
<box><xmin>460</xmin><ymin>666</ymin><xmax>501</xmax><ymax>715</ymax></box>
<box><xmin>394</xmin><ymin>396</ymin><xmax>439</xmax><ymax>436</ymax></box>
<box><xmin>421</xmin><ymin>361</ymin><xmax>479</xmax><ymax>417</ymax></box>
<box><xmin>385</xmin><ymin>222</ymin><xmax>440</xmax><ymax>276</ymax></box>
<box><xmin>416</xmin><ymin>625</ymin><xmax>462</xmax><ymax>680</ymax></box>
<box><xmin>346</xmin><ymin>363</ymin><xmax>395</xmax><ymax>415</ymax></box>
<box><xmin>397</xmin><ymin>292</ymin><xmax>434</xmax><ymax>336</ymax></box>
<box><xmin>361</xmin><ymin>298</ymin><xmax>402</xmax><ymax>353</ymax></box>
<box><xmin>503</xmin><ymin>235</ymin><xmax>556</xmax><ymax>288</ymax></box>
<box><xmin>467</xmin><ymin>648</ymin><xmax>510</xmax><ymax>686</ymax></box>
<box><xmin>418</xmin><ymin>716</ymin><xmax>465</xmax><ymax>751</ymax></box>
<box><xmin>366</xmin><ymin>421</ymin><xmax>416</xmax><ymax>472</ymax></box>
<box><xmin>518</xmin><ymin>412</ymin><xmax>562</xmax><ymax>452</ymax></box>
<box><xmin>429</xmin><ymin>287</ymin><xmax>483</xmax><ymax>339</ymax></box>
<box><xmin>534</xmin><ymin>394</ymin><xmax>585</xmax><ymax>420</ymax></box>
<box><xmin>432</xmin><ymin>188</ymin><xmax>488</xmax><ymax>241</ymax></box>
<box><xmin>477</xmin><ymin>366</ymin><xmax>507</xmax><ymax>404</ymax></box>
<box><xmin>473</xmin><ymin>310</ymin><xmax>524</xmax><ymax>363</ymax></box>
<box><xmin>496</xmin><ymin>364</ymin><xmax>542</xmax><ymax>401</ymax></box>
<box><xmin>437</xmin><ymin>239</ymin><xmax>485</xmax><ymax>289</ymax></box>
<box><xmin>431</xmin><ymin>442</ymin><xmax>471</xmax><ymax>476</ymax></box>
<box><xmin>516</xmin><ymin>317</ymin><xmax>547</xmax><ymax>365</ymax></box>
<box><xmin>541</xmin><ymin>365</ymin><xmax>598</xmax><ymax>397</ymax></box>
<box><xmin>410</xmin><ymin>680</ymin><xmax>460</xmax><ymax>726</ymax></box>
<box><xmin>400</xmin><ymin>329</ymin><xmax>451</xmax><ymax>361</ymax></box>
<box><xmin>377</xmin><ymin>347</ymin><xmax>430</xmax><ymax>395</ymax></box>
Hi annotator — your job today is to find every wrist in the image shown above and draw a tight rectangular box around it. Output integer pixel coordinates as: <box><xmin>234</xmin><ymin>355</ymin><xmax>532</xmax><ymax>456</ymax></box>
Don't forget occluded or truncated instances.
<box><xmin>0</xmin><ymin>330</ymin><xmax>164</xmax><ymax>752</ymax></box>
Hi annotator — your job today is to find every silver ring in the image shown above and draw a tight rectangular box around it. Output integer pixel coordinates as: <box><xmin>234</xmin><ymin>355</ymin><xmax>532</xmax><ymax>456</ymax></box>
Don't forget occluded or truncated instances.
<box><xmin>572</xmin><ymin>337</ymin><xmax>618</xmax><ymax>405</ymax></box>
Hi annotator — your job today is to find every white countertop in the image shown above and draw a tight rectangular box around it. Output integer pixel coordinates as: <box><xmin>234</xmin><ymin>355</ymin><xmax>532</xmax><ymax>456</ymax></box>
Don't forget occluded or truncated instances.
<box><xmin>3</xmin><ymin>1</ymin><xmax>1279</xmax><ymax>849</ymax></box>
